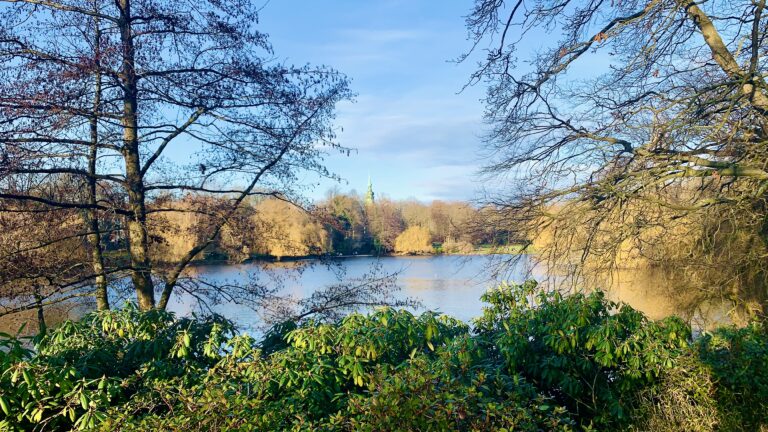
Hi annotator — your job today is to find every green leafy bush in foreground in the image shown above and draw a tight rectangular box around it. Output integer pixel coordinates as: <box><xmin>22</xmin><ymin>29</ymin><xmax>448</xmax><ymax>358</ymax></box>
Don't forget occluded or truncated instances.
<box><xmin>1</xmin><ymin>281</ymin><xmax>767</xmax><ymax>431</ymax></box>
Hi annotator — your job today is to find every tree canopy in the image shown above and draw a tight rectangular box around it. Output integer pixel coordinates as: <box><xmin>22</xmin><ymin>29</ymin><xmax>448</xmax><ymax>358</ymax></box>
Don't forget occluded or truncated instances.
<box><xmin>466</xmin><ymin>0</ymin><xmax>768</xmax><ymax>316</ymax></box>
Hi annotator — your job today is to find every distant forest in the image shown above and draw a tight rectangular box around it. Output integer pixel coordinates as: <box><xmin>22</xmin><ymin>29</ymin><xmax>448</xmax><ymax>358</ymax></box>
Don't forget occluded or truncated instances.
<box><xmin>148</xmin><ymin>191</ymin><xmax>516</xmax><ymax>262</ymax></box>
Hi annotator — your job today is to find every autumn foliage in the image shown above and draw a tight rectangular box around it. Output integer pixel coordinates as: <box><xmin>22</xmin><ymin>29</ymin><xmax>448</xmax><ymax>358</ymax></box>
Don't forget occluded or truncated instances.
<box><xmin>394</xmin><ymin>226</ymin><xmax>433</xmax><ymax>254</ymax></box>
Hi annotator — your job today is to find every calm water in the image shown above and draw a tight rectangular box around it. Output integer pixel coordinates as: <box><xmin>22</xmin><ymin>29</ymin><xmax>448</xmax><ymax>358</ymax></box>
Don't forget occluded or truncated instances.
<box><xmin>167</xmin><ymin>255</ymin><xmax>731</xmax><ymax>333</ymax></box>
<box><xmin>168</xmin><ymin>255</ymin><xmax>528</xmax><ymax>331</ymax></box>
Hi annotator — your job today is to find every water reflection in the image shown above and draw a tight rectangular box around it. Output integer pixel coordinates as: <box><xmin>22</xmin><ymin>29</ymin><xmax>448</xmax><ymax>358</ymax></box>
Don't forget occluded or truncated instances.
<box><xmin>168</xmin><ymin>255</ymin><xmax>732</xmax><ymax>333</ymax></box>
<box><xmin>3</xmin><ymin>255</ymin><xmax>733</xmax><ymax>336</ymax></box>
<box><xmin>602</xmin><ymin>269</ymin><xmax>732</xmax><ymax>330</ymax></box>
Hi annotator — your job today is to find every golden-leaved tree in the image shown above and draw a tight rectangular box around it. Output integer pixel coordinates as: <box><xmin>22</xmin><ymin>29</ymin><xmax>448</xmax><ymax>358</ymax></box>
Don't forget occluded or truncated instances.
<box><xmin>252</xmin><ymin>199</ymin><xmax>330</xmax><ymax>259</ymax></box>
<box><xmin>395</xmin><ymin>226</ymin><xmax>433</xmax><ymax>255</ymax></box>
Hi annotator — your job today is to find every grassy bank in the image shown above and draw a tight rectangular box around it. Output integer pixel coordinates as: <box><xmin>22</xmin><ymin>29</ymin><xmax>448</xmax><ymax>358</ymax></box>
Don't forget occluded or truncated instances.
<box><xmin>1</xmin><ymin>280</ymin><xmax>764</xmax><ymax>431</ymax></box>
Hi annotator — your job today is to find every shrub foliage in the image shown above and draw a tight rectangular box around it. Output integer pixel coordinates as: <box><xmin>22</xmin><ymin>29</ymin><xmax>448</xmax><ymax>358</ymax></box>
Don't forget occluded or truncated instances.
<box><xmin>1</xmin><ymin>281</ymin><xmax>766</xmax><ymax>431</ymax></box>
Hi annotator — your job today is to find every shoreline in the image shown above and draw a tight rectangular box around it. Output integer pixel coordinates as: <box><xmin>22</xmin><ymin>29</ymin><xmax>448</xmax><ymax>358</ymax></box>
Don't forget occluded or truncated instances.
<box><xmin>98</xmin><ymin>245</ymin><xmax>531</xmax><ymax>267</ymax></box>
<box><xmin>188</xmin><ymin>245</ymin><xmax>530</xmax><ymax>266</ymax></box>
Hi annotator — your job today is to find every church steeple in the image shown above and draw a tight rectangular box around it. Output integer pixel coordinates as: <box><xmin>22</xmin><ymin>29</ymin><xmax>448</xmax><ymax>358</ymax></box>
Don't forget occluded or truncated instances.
<box><xmin>365</xmin><ymin>175</ymin><xmax>375</xmax><ymax>205</ymax></box>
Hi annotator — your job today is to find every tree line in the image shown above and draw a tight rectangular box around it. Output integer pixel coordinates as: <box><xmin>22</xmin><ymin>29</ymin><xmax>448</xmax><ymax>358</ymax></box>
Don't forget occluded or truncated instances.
<box><xmin>7</xmin><ymin>189</ymin><xmax>516</xmax><ymax>266</ymax></box>
<box><xmin>205</xmin><ymin>191</ymin><xmax>512</xmax><ymax>260</ymax></box>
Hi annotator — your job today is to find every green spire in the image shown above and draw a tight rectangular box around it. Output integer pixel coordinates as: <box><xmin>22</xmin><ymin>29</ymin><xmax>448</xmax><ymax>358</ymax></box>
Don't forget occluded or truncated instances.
<box><xmin>365</xmin><ymin>175</ymin><xmax>374</xmax><ymax>205</ymax></box>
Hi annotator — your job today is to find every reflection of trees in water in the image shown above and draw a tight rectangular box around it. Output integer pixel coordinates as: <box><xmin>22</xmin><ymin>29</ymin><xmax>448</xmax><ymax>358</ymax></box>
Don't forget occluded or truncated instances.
<box><xmin>601</xmin><ymin>269</ymin><xmax>732</xmax><ymax>331</ymax></box>
<box><xmin>0</xmin><ymin>299</ymin><xmax>90</xmax><ymax>336</ymax></box>
<box><xmin>178</xmin><ymin>256</ymin><xmax>733</xmax><ymax>329</ymax></box>
<box><xmin>493</xmin><ymin>254</ymin><xmax>733</xmax><ymax>330</ymax></box>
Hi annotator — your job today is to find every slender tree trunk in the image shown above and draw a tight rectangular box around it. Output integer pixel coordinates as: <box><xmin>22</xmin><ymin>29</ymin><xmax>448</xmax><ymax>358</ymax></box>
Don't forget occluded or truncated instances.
<box><xmin>33</xmin><ymin>290</ymin><xmax>46</xmax><ymax>337</ymax></box>
<box><xmin>118</xmin><ymin>0</ymin><xmax>154</xmax><ymax>310</ymax></box>
<box><xmin>85</xmin><ymin>14</ymin><xmax>109</xmax><ymax>311</ymax></box>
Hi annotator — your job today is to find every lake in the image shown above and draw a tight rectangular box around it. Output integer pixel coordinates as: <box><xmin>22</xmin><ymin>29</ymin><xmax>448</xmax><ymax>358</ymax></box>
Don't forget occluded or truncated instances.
<box><xmin>168</xmin><ymin>254</ymin><xmax>732</xmax><ymax>333</ymax></box>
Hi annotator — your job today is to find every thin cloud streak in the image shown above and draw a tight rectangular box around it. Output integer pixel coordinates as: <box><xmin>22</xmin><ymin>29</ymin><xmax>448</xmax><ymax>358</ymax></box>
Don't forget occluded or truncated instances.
<box><xmin>259</xmin><ymin>1</ymin><xmax>488</xmax><ymax>201</ymax></box>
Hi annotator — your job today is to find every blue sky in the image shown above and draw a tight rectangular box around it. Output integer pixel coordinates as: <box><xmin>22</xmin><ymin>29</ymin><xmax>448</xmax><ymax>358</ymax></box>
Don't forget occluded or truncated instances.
<box><xmin>257</xmin><ymin>0</ymin><xmax>488</xmax><ymax>202</ymax></box>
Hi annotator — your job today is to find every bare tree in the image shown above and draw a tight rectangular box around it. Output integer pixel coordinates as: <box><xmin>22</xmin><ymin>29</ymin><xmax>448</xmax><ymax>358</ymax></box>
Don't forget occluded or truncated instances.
<box><xmin>0</xmin><ymin>0</ymin><xmax>351</xmax><ymax>312</ymax></box>
<box><xmin>464</xmin><ymin>0</ymin><xmax>768</xmax><ymax>316</ymax></box>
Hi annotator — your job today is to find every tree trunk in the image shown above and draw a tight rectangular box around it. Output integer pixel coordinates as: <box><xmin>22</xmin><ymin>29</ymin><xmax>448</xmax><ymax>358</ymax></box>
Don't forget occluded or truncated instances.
<box><xmin>118</xmin><ymin>0</ymin><xmax>154</xmax><ymax>310</ymax></box>
<box><xmin>683</xmin><ymin>0</ymin><xmax>768</xmax><ymax>112</ymax></box>
<box><xmin>85</xmin><ymin>15</ymin><xmax>109</xmax><ymax>311</ymax></box>
<box><xmin>34</xmin><ymin>290</ymin><xmax>46</xmax><ymax>337</ymax></box>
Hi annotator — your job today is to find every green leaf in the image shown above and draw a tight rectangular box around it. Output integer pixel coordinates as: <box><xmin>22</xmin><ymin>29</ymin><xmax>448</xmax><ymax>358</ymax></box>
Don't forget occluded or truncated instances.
<box><xmin>0</xmin><ymin>397</ymin><xmax>9</xmax><ymax>416</ymax></box>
